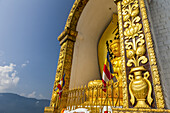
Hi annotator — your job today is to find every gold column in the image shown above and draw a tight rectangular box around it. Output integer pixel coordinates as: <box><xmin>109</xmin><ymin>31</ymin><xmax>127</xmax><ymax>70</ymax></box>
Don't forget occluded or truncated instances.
<box><xmin>57</xmin><ymin>27</ymin><xmax>77</xmax><ymax>90</ymax></box>
<box><xmin>115</xmin><ymin>0</ymin><xmax>165</xmax><ymax>109</ymax></box>
<box><xmin>44</xmin><ymin>28</ymin><xmax>77</xmax><ymax>113</ymax></box>
<box><xmin>115</xmin><ymin>0</ymin><xmax>129</xmax><ymax>108</ymax></box>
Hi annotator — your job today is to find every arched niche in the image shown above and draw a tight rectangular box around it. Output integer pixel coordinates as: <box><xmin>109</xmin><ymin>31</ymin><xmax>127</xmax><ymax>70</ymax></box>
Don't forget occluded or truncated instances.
<box><xmin>69</xmin><ymin>0</ymin><xmax>118</xmax><ymax>89</ymax></box>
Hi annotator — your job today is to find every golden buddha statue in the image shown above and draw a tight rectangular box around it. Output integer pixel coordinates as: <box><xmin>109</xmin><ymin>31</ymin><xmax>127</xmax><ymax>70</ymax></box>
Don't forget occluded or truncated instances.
<box><xmin>86</xmin><ymin>39</ymin><xmax>123</xmax><ymax>106</ymax></box>
<box><xmin>110</xmin><ymin>39</ymin><xmax>122</xmax><ymax>86</ymax></box>
<box><xmin>109</xmin><ymin>39</ymin><xmax>123</xmax><ymax>106</ymax></box>
<box><xmin>85</xmin><ymin>14</ymin><xmax>123</xmax><ymax>106</ymax></box>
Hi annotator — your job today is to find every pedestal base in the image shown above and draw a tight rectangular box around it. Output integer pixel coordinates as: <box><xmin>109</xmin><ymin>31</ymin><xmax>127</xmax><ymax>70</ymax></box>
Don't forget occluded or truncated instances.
<box><xmin>134</xmin><ymin>100</ymin><xmax>150</xmax><ymax>108</ymax></box>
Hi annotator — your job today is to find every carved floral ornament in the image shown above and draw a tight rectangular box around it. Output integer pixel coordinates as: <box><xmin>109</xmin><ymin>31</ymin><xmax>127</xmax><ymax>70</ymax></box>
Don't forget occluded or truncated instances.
<box><xmin>122</xmin><ymin>0</ymin><xmax>153</xmax><ymax>108</ymax></box>
<box><xmin>122</xmin><ymin>0</ymin><xmax>135</xmax><ymax>6</ymax></box>
<box><xmin>117</xmin><ymin>0</ymin><xmax>165</xmax><ymax>109</ymax></box>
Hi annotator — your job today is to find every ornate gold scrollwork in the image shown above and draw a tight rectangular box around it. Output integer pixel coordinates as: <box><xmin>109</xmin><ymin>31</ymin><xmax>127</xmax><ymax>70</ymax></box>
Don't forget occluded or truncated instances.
<box><xmin>50</xmin><ymin>43</ymin><xmax>67</xmax><ymax>107</ymax></box>
<box><xmin>122</xmin><ymin>0</ymin><xmax>153</xmax><ymax>108</ymax></box>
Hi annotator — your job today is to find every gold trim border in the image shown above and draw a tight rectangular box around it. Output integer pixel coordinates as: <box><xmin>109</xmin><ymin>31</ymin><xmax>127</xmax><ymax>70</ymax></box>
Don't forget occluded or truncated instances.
<box><xmin>64</xmin><ymin>0</ymin><xmax>89</xmax><ymax>31</ymax></box>
<box><xmin>117</xmin><ymin>1</ymin><xmax>129</xmax><ymax>108</ymax></box>
<box><xmin>58</xmin><ymin>0</ymin><xmax>89</xmax><ymax>43</ymax></box>
<box><xmin>139</xmin><ymin>0</ymin><xmax>165</xmax><ymax>109</ymax></box>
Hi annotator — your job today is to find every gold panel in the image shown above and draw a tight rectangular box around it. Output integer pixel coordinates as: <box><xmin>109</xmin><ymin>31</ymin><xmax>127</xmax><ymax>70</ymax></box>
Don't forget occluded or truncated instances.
<box><xmin>121</xmin><ymin>0</ymin><xmax>153</xmax><ymax>108</ymax></box>
<box><xmin>117</xmin><ymin>0</ymin><xmax>165</xmax><ymax>109</ymax></box>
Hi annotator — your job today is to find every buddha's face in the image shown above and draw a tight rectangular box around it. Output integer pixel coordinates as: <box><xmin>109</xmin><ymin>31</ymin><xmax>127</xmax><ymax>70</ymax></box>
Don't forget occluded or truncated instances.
<box><xmin>110</xmin><ymin>42</ymin><xmax>120</xmax><ymax>57</ymax></box>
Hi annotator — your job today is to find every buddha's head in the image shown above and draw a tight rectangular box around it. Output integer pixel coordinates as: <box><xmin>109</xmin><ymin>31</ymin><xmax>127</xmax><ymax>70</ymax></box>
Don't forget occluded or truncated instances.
<box><xmin>110</xmin><ymin>39</ymin><xmax>120</xmax><ymax>57</ymax></box>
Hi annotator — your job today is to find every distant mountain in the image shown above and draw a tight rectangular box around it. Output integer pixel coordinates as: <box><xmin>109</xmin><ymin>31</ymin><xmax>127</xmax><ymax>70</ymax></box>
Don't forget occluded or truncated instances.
<box><xmin>0</xmin><ymin>93</ymin><xmax>50</xmax><ymax>113</ymax></box>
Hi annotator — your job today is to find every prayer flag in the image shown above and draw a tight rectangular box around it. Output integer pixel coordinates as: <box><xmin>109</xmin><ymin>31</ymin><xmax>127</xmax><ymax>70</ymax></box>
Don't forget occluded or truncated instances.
<box><xmin>102</xmin><ymin>51</ymin><xmax>117</xmax><ymax>92</ymax></box>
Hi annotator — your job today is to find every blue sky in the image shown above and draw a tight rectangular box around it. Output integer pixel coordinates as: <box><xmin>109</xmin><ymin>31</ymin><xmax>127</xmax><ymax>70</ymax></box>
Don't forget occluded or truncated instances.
<box><xmin>0</xmin><ymin>0</ymin><xmax>75</xmax><ymax>99</ymax></box>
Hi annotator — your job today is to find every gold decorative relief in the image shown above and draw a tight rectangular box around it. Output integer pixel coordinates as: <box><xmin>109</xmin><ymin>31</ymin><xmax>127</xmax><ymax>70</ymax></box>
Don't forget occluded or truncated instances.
<box><xmin>65</xmin><ymin>0</ymin><xmax>89</xmax><ymax>30</ymax></box>
<box><xmin>50</xmin><ymin>28</ymin><xmax>77</xmax><ymax>107</ymax></box>
<box><xmin>122</xmin><ymin>0</ymin><xmax>135</xmax><ymax>6</ymax></box>
<box><xmin>63</xmin><ymin>40</ymin><xmax>74</xmax><ymax>90</ymax></box>
<box><xmin>122</xmin><ymin>0</ymin><xmax>153</xmax><ymax>108</ymax></box>
<box><xmin>50</xmin><ymin>42</ymin><xmax>67</xmax><ymax>107</ymax></box>
<box><xmin>129</xmin><ymin>67</ymin><xmax>152</xmax><ymax>108</ymax></box>
<box><xmin>117</xmin><ymin>1</ymin><xmax>129</xmax><ymax>108</ymax></box>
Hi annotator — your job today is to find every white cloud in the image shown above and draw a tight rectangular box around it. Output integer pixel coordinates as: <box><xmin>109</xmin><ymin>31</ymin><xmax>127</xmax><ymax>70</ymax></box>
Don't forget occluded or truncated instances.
<box><xmin>20</xmin><ymin>92</ymin><xmax>47</xmax><ymax>99</ymax></box>
<box><xmin>21</xmin><ymin>60</ymin><xmax>29</xmax><ymax>68</ymax></box>
<box><xmin>27</xmin><ymin>91</ymin><xmax>36</xmax><ymax>98</ymax></box>
<box><xmin>38</xmin><ymin>94</ymin><xmax>46</xmax><ymax>99</ymax></box>
<box><xmin>0</xmin><ymin>63</ymin><xmax>20</xmax><ymax>92</ymax></box>
<box><xmin>21</xmin><ymin>64</ymin><xmax>26</xmax><ymax>67</ymax></box>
